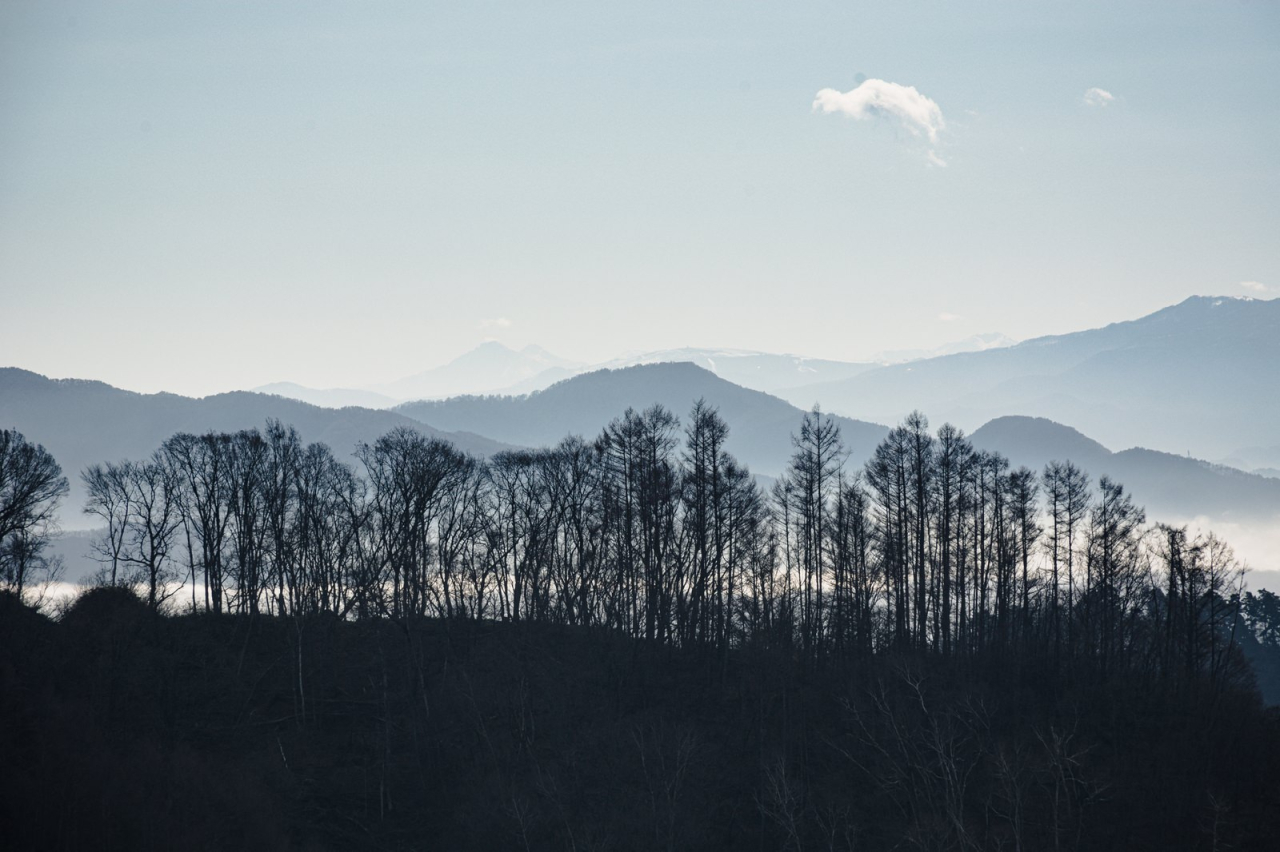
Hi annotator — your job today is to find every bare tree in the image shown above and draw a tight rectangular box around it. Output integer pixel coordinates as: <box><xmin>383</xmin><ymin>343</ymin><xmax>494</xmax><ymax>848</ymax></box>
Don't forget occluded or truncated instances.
<box><xmin>163</xmin><ymin>432</ymin><xmax>234</xmax><ymax>613</ymax></box>
<box><xmin>0</xmin><ymin>429</ymin><xmax>68</xmax><ymax>600</ymax></box>
<box><xmin>1083</xmin><ymin>476</ymin><xmax>1146</xmax><ymax>677</ymax></box>
<box><xmin>83</xmin><ymin>461</ymin><xmax>134</xmax><ymax>586</ymax></box>
<box><xmin>124</xmin><ymin>455</ymin><xmax>183</xmax><ymax>609</ymax></box>
<box><xmin>784</xmin><ymin>406</ymin><xmax>845</xmax><ymax>661</ymax></box>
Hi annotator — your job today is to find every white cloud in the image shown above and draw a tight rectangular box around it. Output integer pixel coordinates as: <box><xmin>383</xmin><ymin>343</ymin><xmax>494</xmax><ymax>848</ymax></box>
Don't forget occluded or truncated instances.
<box><xmin>477</xmin><ymin>317</ymin><xmax>513</xmax><ymax>330</ymax></box>
<box><xmin>813</xmin><ymin>78</ymin><xmax>946</xmax><ymax>163</ymax></box>
<box><xmin>927</xmin><ymin>149</ymin><xmax>948</xmax><ymax>168</ymax></box>
<box><xmin>1241</xmin><ymin>280</ymin><xmax>1270</xmax><ymax>293</ymax></box>
<box><xmin>938</xmin><ymin>312</ymin><xmax>962</xmax><ymax>322</ymax></box>
<box><xmin>1083</xmin><ymin>87</ymin><xmax>1115</xmax><ymax>107</ymax></box>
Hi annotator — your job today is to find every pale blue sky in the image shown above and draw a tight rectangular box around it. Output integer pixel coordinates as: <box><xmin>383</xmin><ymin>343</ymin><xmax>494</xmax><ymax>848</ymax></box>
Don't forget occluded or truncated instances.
<box><xmin>2</xmin><ymin>1</ymin><xmax>1277</xmax><ymax>396</ymax></box>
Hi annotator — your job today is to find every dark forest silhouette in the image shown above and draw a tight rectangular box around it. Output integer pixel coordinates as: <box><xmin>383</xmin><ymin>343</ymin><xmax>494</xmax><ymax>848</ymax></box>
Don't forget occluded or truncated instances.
<box><xmin>21</xmin><ymin>404</ymin><xmax>1263</xmax><ymax>671</ymax></box>
<box><xmin>3</xmin><ymin>406</ymin><xmax>1280</xmax><ymax>850</ymax></box>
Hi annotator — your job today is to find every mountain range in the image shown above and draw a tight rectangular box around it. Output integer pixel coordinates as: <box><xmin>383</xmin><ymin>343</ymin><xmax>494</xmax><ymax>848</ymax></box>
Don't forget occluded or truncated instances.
<box><xmin>252</xmin><ymin>332</ymin><xmax>1017</xmax><ymax>407</ymax></box>
<box><xmin>5</xmin><ymin>358</ymin><xmax>1279</xmax><ymax>576</ymax></box>
<box><xmin>394</xmin><ymin>364</ymin><xmax>1280</xmax><ymax>528</ymax></box>
<box><xmin>588</xmin><ymin>349</ymin><xmax>880</xmax><ymax>395</ymax></box>
<box><xmin>250</xmin><ymin>382</ymin><xmax>401</xmax><ymax>410</ymax></box>
<box><xmin>396</xmin><ymin>361</ymin><xmax>890</xmax><ymax>478</ymax></box>
<box><xmin>969</xmin><ymin>416</ymin><xmax>1280</xmax><ymax>525</ymax></box>
<box><xmin>5</xmin><ymin>294</ymin><xmax>1278</xmax><ymax>576</ymax></box>
<box><xmin>781</xmin><ymin>296</ymin><xmax>1280</xmax><ymax>464</ymax></box>
<box><xmin>253</xmin><ymin>343</ymin><xmax>583</xmax><ymax>407</ymax></box>
<box><xmin>250</xmin><ymin>296</ymin><xmax>1280</xmax><ymax>476</ymax></box>
<box><xmin>373</xmin><ymin>342</ymin><xmax>582</xmax><ymax>401</ymax></box>
<box><xmin>865</xmin><ymin>332</ymin><xmax>1018</xmax><ymax>365</ymax></box>
<box><xmin>0</xmin><ymin>368</ymin><xmax>510</xmax><ymax>526</ymax></box>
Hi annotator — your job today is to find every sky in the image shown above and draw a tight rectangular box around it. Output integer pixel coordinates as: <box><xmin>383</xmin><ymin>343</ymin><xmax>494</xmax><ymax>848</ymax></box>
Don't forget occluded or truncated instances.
<box><xmin>2</xmin><ymin>0</ymin><xmax>1278</xmax><ymax>397</ymax></box>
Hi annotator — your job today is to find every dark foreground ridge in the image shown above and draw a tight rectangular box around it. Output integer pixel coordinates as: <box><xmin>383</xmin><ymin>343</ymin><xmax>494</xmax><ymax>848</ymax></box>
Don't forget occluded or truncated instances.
<box><xmin>3</xmin><ymin>588</ymin><xmax>1279</xmax><ymax>851</ymax></box>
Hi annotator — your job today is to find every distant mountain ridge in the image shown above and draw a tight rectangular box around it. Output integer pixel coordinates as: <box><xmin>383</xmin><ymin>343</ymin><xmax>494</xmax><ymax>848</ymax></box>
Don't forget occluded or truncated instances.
<box><xmin>6</xmin><ymin>364</ymin><xmax>1278</xmax><ymax>573</ymax></box>
<box><xmin>780</xmin><ymin>296</ymin><xmax>1280</xmax><ymax>460</ymax></box>
<box><xmin>252</xmin><ymin>332</ymin><xmax>1016</xmax><ymax>407</ymax></box>
<box><xmin>396</xmin><ymin>362</ymin><xmax>891</xmax><ymax>478</ymax></box>
<box><xmin>969</xmin><ymin>416</ymin><xmax>1280</xmax><ymax>524</ymax></box>
<box><xmin>590</xmin><ymin>348</ymin><xmax>880</xmax><ymax>395</ymax></box>
<box><xmin>252</xmin><ymin>382</ymin><xmax>400</xmax><ymax>410</ymax></box>
<box><xmin>375</xmin><ymin>342</ymin><xmax>583</xmax><ymax>401</ymax></box>
<box><xmin>251</xmin><ymin>343</ymin><xmax>583</xmax><ymax>408</ymax></box>
<box><xmin>390</xmin><ymin>361</ymin><xmax>1279</xmax><ymax>531</ymax></box>
<box><xmin>868</xmin><ymin>332</ymin><xmax>1017</xmax><ymax>365</ymax></box>
<box><xmin>490</xmin><ymin>334</ymin><xmax>1015</xmax><ymax>398</ymax></box>
<box><xmin>0</xmin><ymin>368</ymin><xmax>511</xmax><ymax>528</ymax></box>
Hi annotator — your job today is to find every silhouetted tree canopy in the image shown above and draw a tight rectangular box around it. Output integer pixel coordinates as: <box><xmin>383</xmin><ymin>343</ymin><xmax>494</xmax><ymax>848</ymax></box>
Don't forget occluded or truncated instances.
<box><xmin>0</xmin><ymin>428</ymin><xmax>68</xmax><ymax>599</ymax></box>
<box><xmin>5</xmin><ymin>408</ymin><xmax>1280</xmax><ymax>850</ymax></box>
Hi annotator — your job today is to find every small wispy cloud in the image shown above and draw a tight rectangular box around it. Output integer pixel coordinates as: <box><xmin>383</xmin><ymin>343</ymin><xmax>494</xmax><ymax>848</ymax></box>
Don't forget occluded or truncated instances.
<box><xmin>938</xmin><ymin>312</ymin><xmax>962</xmax><ymax>322</ymax></box>
<box><xmin>477</xmin><ymin>317</ymin><xmax>513</xmax><ymax>330</ymax></box>
<box><xmin>1083</xmin><ymin>87</ymin><xmax>1115</xmax><ymax>107</ymax></box>
<box><xmin>1241</xmin><ymin>281</ymin><xmax>1271</xmax><ymax>294</ymax></box>
<box><xmin>813</xmin><ymin>78</ymin><xmax>946</xmax><ymax>163</ymax></box>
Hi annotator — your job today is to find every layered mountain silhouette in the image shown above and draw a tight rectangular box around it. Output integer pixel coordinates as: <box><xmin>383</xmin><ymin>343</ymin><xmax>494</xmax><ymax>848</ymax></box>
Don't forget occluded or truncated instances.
<box><xmin>250</xmin><ymin>382</ymin><xmax>400</xmax><ymax>410</ymax></box>
<box><xmin>253</xmin><ymin>333</ymin><xmax>1016</xmax><ymax>407</ymax></box>
<box><xmin>392</xmin><ymin>361</ymin><xmax>1279</xmax><ymax>526</ymax></box>
<box><xmin>1221</xmin><ymin>446</ymin><xmax>1280</xmax><ymax>477</ymax></box>
<box><xmin>242</xmin><ymin>296</ymin><xmax>1276</xmax><ymax>474</ymax></box>
<box><xmin>969</xmin><ymin>416</ymin><xmax>1280</xmax><ymax>524</ymax></box>
<box><xmin>498</xmin><ymin>334</ymin><xmax>1014</xmax><ymax>396</ymax></box>
<box><xmin>781</xmin><ymin>296</ymin><xmax>1280</xmax><ymax>462</ymax></box>
<box><xmin>396</xmin><ymin>362</ymin><xmax>890</xmax><ymax>478</ymax></box>
<box><xmin>8</xmin><ymin>360</ymin><xmax>1276</xmax><ymax>526</ymax></box>
<box><xmin>254</xmin><ymin>343</ymin><xmax>584</xmax><ymax>407</ymax></box>
<box><xmin>588</xmin><ymin>348</ymin><xmax>879</xmax><ymax>395</ymax></box>
<box><xmin>863</xmin><ymin>332</ymin><xmax>1017</xmax><ymax>366</ymax></box>
<box><xmin>0</xmin><ymin>368</ymin><xmax>510</xmax><ymax>526</ymax></box>
<box><xmin>6</xmin><ymin>360</ymin><xmax>1279</xmax><ymax>575</ymax></box>
<box><xmin>375</xmin><ymin>342</ymin><xmax>582</xmax><ymax>401</ymax></box>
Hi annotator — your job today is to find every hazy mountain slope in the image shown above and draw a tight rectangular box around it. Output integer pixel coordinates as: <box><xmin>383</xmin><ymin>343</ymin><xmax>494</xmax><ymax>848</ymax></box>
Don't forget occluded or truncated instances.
<box><xmin>590</xmin><ymin>348</ymin><xmax>881</xmax><ymax>395</ymax></box>
<box><xmin>970</xmin><ymin>416</ymin><xmax>1280</xmax><ymax>524</ymax></box>
<box><xmin>378</xmin><ymin>342</ymin><xmax>583</xmax><ymax>401</ymax></box>
<box><xmin>869</xmin><ymin>332</ymin><xmax>1017</xmax><ymax>364</ymax></box>
<box><xmin>1219</xmin><ymin>445</ymin><xmax>1280</xmax><ymax>476</ymax></box>
<box><xmin>252</xmin><ymin>383</ymin><xmax>400</xmax><ymax>410</ymax></box>
<box><xmin>397</xmin><ymin>362</ymin><xmax>890</xmax><ymax>477</ymax></box>
<box><xmin>966</xmin><ymin>416</ymin><xmax>1112</xmax><ymax>469</ymax></box>
<box><xmin>594</xmin><ymin>336</ymin><xmax>1016</xmax><ymax>395</ymax></box>
<box><xmin>255</xmin><ymin>336</ymin><xmax>1013</xmax><ymax>408</ymax></box>
<box><xmin>0</xmin><ymin>369</ymin><xmax>511</xmax><ymax>526</ymax></box>
<box><xmin>490</xmin><ymin>365</ymin><xmax>581</xmax><ymax>396</ymax></box>
<box><xmin>781</xmin><ymin>296</ymin><xmax>1280</xmax><ymax>458</ymax></box>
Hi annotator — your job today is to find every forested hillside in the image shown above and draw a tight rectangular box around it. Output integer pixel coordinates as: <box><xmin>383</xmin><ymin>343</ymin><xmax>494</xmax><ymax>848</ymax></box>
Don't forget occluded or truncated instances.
<box><xmin>4</xmin><ymin>585</ymin><xmax>1279</xmax><ymax>851</ymax></box>
<box><xmin>5</xmin><ymin>400</ymin><xmax>1280</xmax><ymax>849</ymax></box>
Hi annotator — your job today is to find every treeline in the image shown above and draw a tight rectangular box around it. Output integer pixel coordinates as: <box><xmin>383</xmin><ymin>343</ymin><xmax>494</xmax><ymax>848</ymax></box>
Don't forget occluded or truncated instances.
<box><xmin>5</xmin><ymin>413</ymin><xmax>1280</xmax><ymax>850</ymax></box>
<box><xmin>3</xmin><ymin>401</ymin><xmax>1268</xmax><ymax>686</ymax></box>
